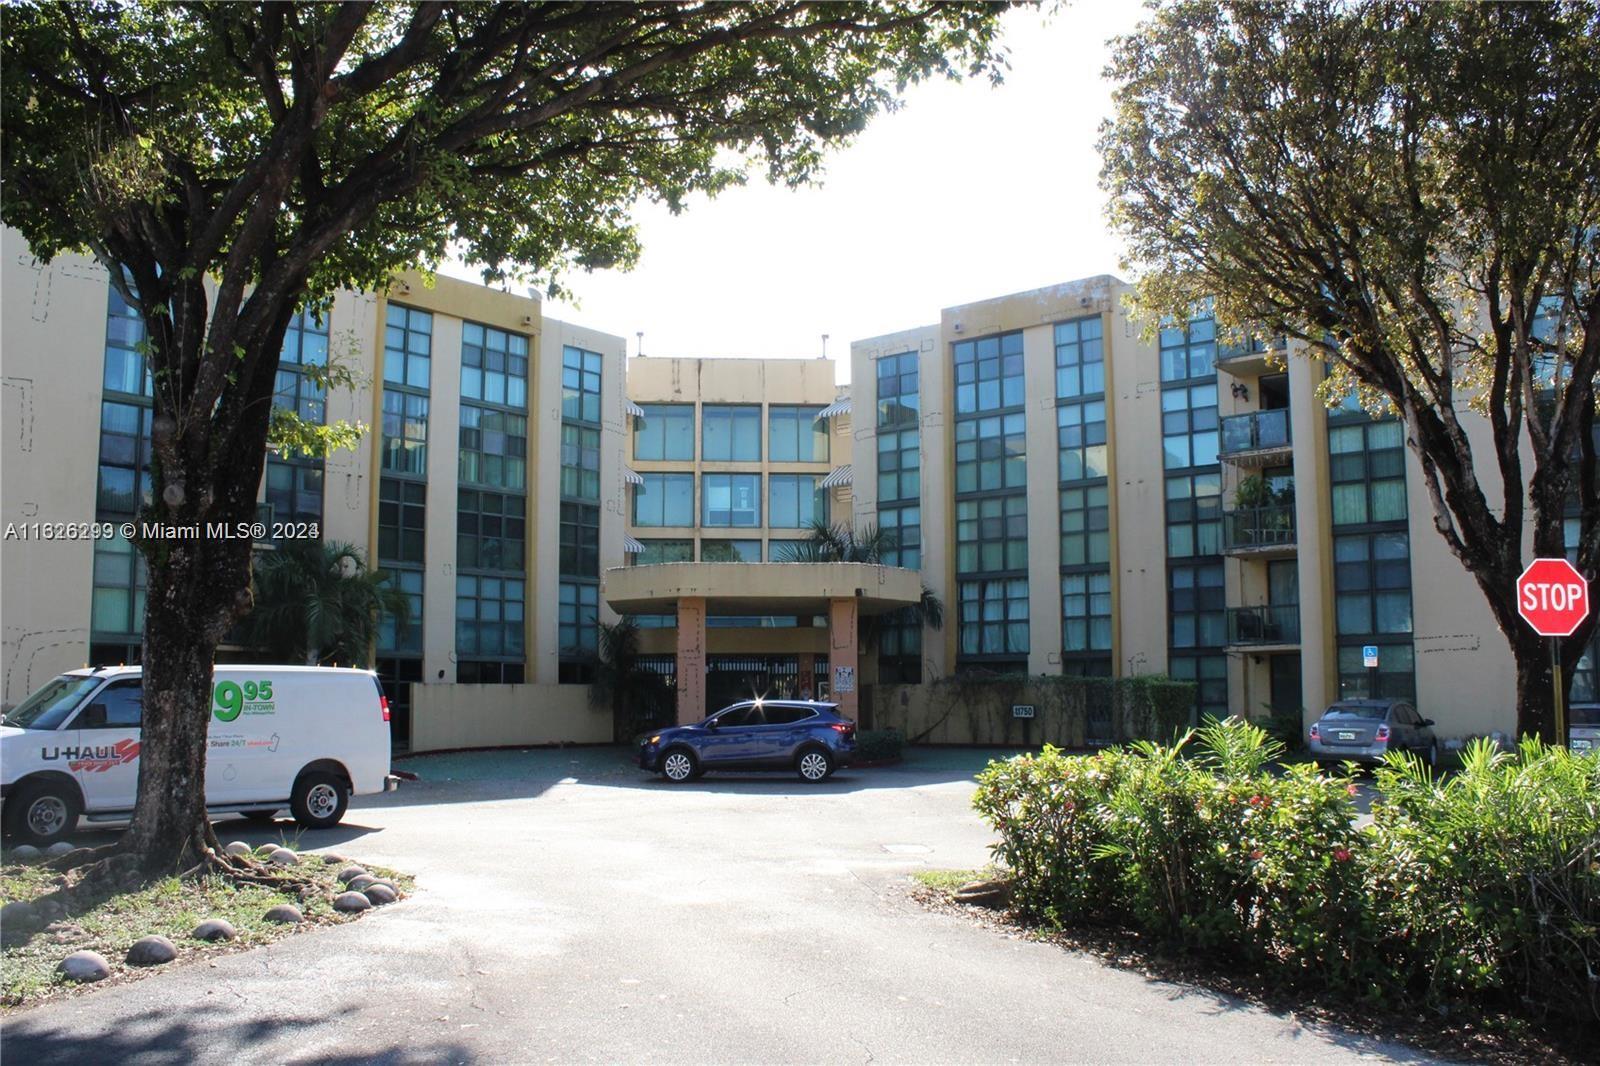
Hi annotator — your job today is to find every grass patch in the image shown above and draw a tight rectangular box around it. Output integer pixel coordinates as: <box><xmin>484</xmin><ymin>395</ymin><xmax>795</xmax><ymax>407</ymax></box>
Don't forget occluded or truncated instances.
<box><xmin>1</xmin><ymin>847</ymin><xmax>412</xmax><ymax>1011</ymax></box>
<box><xmin>910</xmin><ymin>868</ymin><xmax>992</xmax><ymax>894</ymax></box>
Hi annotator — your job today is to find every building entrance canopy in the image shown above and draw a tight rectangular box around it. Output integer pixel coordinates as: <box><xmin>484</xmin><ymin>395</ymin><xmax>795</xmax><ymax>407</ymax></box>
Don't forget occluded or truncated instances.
<box><xmin>601</xmin><ymin>561</ymin><xmax>923</xmax><ymax>618</ymax></box>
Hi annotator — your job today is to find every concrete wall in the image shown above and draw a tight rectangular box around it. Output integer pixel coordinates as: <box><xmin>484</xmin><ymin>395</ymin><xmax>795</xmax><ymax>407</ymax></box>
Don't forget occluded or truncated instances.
<box><xmin>409</xmin><ymin>681</ymin><xmax>613</xmax><ymax>752</ymax></box>
<box><xmin>1</xmin><ymin>233</ymin><xmax>108</xmax><ymax>702</ymax></box>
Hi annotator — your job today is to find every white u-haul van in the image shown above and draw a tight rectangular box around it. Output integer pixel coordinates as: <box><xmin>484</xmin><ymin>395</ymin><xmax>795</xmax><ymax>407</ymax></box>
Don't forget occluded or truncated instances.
<box><xmin>1</xmin><ymin>665</ymin><xmax>399</xmax><ymax>845</ymax></box>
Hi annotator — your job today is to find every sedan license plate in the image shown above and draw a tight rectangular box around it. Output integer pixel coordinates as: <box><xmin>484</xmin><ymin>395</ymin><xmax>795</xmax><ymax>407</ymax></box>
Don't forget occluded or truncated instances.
<box><xmin>1337</xmin><ymin>731</ymin><xmax>1356</xmax><ymax>741</ymax></box>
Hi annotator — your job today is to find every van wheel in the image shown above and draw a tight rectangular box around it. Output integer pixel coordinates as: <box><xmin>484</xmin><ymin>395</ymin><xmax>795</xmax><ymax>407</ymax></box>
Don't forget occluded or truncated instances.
<box><xmin>289</xmin><ymin>772</ymin><xmax>348</xmax><ymax>829</ymax></box>
<box><xmin>4</xmin><ymin>779</ymin><xmax>81</xmax><ymax>846</ymax></box>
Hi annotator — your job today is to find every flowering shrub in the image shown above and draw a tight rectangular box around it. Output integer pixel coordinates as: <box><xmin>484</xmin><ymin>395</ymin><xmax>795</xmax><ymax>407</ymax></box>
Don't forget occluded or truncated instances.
<box><xmin>972</xmin><ymin>719</ymin><xmax>1599</xmax><ymax>1024</ymax></box>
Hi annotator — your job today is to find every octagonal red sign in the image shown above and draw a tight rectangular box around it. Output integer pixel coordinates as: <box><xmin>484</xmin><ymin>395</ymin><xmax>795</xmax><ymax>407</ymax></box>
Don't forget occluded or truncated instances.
<box><xmin>1516</xmin><ymin>557</ymin><xmax>1591</xmax><ymax>637</ymax></box>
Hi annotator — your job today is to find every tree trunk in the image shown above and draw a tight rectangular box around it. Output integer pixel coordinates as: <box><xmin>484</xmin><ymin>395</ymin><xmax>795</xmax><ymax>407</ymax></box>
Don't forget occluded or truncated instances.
<box><xmin>1510</xmin><ymin>626</ymin><xmax>1593</xmax><ymax>745</ymax></box>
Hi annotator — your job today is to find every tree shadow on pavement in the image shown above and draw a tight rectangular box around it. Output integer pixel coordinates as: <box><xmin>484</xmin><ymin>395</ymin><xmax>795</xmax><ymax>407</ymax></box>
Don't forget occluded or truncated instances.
<box><xmin>0</xmin><ymin>1004</ymin><xmax>477</xmax><ymax>1065</ymax></box>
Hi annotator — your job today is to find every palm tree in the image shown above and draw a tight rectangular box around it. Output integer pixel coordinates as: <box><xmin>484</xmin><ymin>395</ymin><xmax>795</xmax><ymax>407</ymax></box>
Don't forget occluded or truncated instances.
<box><xmin>777</xmin><ymin>520</ymin><xmax>944</xmax><ymax>632</ymax></box>
<box><xmin>589</xmin><ymin>618</ymin><xmax>673</xmax><ymax>740</ymax></box>
<box><xmin>240</xmin><ymin>540</ymin><xmax>409</xmax><ymax>667</ymax></box>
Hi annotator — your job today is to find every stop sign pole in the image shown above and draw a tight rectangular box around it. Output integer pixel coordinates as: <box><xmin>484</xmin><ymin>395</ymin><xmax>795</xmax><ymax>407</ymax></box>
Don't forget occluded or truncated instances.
<box><xmin>1516</xmin><ymin>557</ymin><xmax>1592</xmax><ymax>745</ymax></box>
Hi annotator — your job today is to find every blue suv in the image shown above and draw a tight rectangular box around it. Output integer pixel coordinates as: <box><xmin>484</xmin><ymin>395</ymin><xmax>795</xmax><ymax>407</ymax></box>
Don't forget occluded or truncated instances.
<box><xmin>637</xmin><ymin>700</ymin><xmax>856</xmax><ymax>783</ymax></box>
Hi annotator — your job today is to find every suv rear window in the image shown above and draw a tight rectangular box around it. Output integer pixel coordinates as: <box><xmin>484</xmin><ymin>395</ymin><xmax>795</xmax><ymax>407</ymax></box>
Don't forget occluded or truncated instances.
<box><xmin>1324</xmin><ymin>704</ymin><xmax>1388</xmax><ymax>719</ymax></box>
<box><xmin>763</xmin><ymin>707</ymin><xmax>818</xmax><ymax>725</ymax></box>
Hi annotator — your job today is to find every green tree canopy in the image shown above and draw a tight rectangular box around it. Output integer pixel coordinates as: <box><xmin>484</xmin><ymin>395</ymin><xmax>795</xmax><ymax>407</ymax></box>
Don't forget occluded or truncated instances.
<box><xmin>1100</xmin><ymin>0</ymin><xmax>1600</xmax><ymax>739</ymax></box>
<box><xmin>0</xmin><ymin>0</ymin><xmax>1010</xmax><ymax>879</ymax></box>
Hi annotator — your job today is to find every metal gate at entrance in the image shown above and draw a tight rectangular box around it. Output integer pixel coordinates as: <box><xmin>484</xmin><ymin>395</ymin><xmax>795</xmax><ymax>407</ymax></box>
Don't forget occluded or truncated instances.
<box><xmin>705</xmin><ymin>655</ymin><xmax>829</xmax><ymax>713</ymax></box>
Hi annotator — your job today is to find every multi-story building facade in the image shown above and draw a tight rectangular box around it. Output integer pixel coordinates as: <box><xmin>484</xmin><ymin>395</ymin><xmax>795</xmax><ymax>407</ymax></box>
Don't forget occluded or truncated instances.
<box><xmin>3</xmin><ymin>226</ymin><xmax>1591</xmax><ymax>746</ymax></box>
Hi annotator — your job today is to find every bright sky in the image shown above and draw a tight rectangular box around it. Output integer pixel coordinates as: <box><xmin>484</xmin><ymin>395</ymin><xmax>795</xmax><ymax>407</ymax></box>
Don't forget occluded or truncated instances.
<box><xmin>442</xmin><ymin>4</ymin><xmax>1148</xmax><ymax>381</ymax></box>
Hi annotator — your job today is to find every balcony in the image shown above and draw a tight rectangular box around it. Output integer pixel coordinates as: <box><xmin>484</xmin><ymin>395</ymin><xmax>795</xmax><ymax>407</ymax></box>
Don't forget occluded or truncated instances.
<box><xmin>1221</xmin><ymin>503</ymin><xmax>1297</xmax><ymax>557</ymax></box>
<box><xmin>1226</xmin><ymin>605</ymin><xmax>1301</xmax><ymax>649</ymax></box>
<box><xmin>1215</xmin><ymin>335</ymin><xmax>1287</xmax><ymax>377</ymax></box>
<box><xmin>1219</xmin><ymin>409</ymin><xmax>1292</xmax><ymax>466</ymax></box>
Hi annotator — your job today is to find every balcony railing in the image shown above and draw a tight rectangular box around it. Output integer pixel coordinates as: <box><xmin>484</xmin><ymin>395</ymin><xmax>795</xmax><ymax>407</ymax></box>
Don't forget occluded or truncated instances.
<box><xmin>1221</xmin><ymin>503</ymin><xmax>1297</xmax><ymax>553</ymax></box>
<box><xmin>1217</xmin><ymin>334</ymin><xmax>1287</xmax><ymax>360</ymax></box>
<box><xmin>1226</xmin><ymin>604</ymin><xmax>1301</xmax><ymax>647</ymax></box>
<box><xmin>1219</xmin><ymin>409</ymin><xmax>1292</xmax><ymax>461</ymax></box>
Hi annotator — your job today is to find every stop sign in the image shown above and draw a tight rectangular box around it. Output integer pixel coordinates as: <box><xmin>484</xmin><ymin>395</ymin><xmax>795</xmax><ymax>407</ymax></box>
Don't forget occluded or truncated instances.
<box><xmin>1517</xmin><ymin>557</ymin><xmax>1591</xmax><ymax>637</ymax></box>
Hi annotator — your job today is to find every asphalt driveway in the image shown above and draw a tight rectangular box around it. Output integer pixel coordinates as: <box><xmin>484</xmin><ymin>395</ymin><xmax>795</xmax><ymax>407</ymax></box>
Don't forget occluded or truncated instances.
<box><xmin>1</xmin><ymin>747</ymin><xmax>1433</xmax><ymax>1065</ymax></box>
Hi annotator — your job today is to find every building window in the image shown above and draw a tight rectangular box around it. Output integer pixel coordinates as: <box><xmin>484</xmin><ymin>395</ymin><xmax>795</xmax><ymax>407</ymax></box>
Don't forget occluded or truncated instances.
<box><xmin>955</xmin><ymin>413</ymin><xmax>1027</xmax><ymax>494</ymax></box>
<box><xmin>769</xmin><ymin>475</ymin><xmax>826</xmax><ymax>528</ymax></box>
<box><xmin>91</xmin><ymin>532</ymin><xmax>146</xmax><ymax>638</ymax></box>
<box><xmin>1062</xmin><ymin>571</ymin><xmax>1112</xmax><ymax>653</ymax></box>
<box><xmin>701</xmin><ymin>539</ymin><xmax>760</xmax><ymax>562</ymax></box>
<box><xmin>457</xmin><ymin>661</ymin><xmax>525</xmax><ymax>685</ymax></box>
<box><xmin>381</xmin><ymin>390</ymin><xmax>429</xmax><ymax>475</ymax></box>
<box><xmin>1165</xmin><ymin>473</ymin><xmax>1223</xmax><ymax>557</ymax></box>
<box><xmin>1329</xmin><ymin>420</ymin><xmax>1406</xmax><ymax>526</ymax></box>
<box><xmin>1159</xmin><ymin>312</ymin><xmax>1216</xmax><ymax>383</ymax></box>
<box><xmin>461</xmin><ymin>322</ymin><xmax>529</xmax><ymax>409</ymax></box>
<box><xmin>97</xmin><ymin>402</ymin><xmax>153</xmax><ymax>517</ymax></box>
<box><xmin>953</xmin><ymin>332</ymin><xmax>1024</xmax><ymax>415</ymax></box>
<box><xmin>1334</xmin><ymin>532</ymin><xmax>1412</xmax><ymax>636</ymax></box>
<box><xmin>636</xmin><ymin>539</ymin><xmax>693</xmax><ymax>564</ymax></box>
<box><xmin>378</xmin><ymin>568</ymin><xmax>423</xmax><ymax>654</ymax></box>
<box><xmin>1337</xmin><ymin>643</ymin><xmax>1416</xmax><ymax>701</ymax></box>
<box><xmin>560</xmin><ymin>423</ymin><xmax>600</xmax><ymax>500</ymax></box>
<box><xmin>1170</xmin><ymin>654</ymin><xmax>1228</xmax><ymax>720</ymax></box>
<box><xmin>877</xmin><ymin>351</ymin><xmax>920</xmax><ymax>426</ymax></box>
<box><xmin>956</xmin><ymin>495</ymin><xmax>1027</xmax><ymax>574</ymax></box>
<box><xmin>274</xmin><ymin>360</ymin><xmax>327</xmax><ymax>425</ymax></box>
<box><xmin>1162</xmin><ymin>384</ymin><xmax>1219</xmax><ymax>470</ymax></box>
<box><xmin>264</xmin><ymin>463</ymin><xmax>324</xmax><ymax>527</ymax></box>
<box><xmin>1057</xmin><ymin>401</ymin><xmax>1107</xmax><ymax>483</ymax></box>
<box><xmin>1169</xmin><ymin>562</ymin><xmax>1226</xmax><ymax>648</ymax></box>
<box><xmin>958</xmin><ymin>578</ymin><xmax>1030</xmax><ymax>657</ymax></box>
<box><xmin>103</xmin><ymin>286</ymin><xmax>153</xmax><ymax>398</ymax></box>
<box><xmin>562</xmin><ymin>346</ymin><xmax>603</xmax><ymax>424</ymax></box>
<box><xmin>634</xmin><ymin>473</ymin><xmax>694</xmax><ymax>527</ymax></box>
<box><xmin>635</xmin><ymin>404</ymin><xmax>694</xmax><ymax>461</ymax></box>
<box><xmin>456</xmin><ymin>575</ymin><xmax>525</xmax><ymax>658</ymax></box>
<box><xmin>459</xmin><ymin>407</ymin><xmax>528</xmax><ymax>490</ymax></box>
<box><xmin>879</xmin><ymin>505</ymin><xmax>921</xmax><ymax>569</ymax></box>
<box><xmin>877</xmin><ymin>428</ymin><xmax>920</xmax><ymax>503</ymax></box>
<box><xmin>879</xmin><ymin>610</ymin><xmax>922</xmax><ymax>684</ymax></box>
<box><xmin>702</xmin><ymin>473</ymin><xmax>760</xmax><ymax>528</ymax></box>
<box><xmin>559</xmin><ymin>581</ymin><xmax>599</xmax><ymax>665</ymax></box>
<box><xmin>458</xmin><ymin>489</ymin><xmax>526</xmax><ymax>573</ymax></box>
<box><xmin>1060</xmin><ymin>485</ymin><xmax>1110</xmax><ymax>566</ymax></box>
<box><xmin>769</xmin><ymin>406</ymin><xmax>828</xmax><ymax>463</ymax></box>
<box><xmin>378</xmin><ymin>478</ymin><xmax>426</xmax><ymax>565</ymax></box>
<box><xmin>560</xmin><ymin>501</ymin><xmax>600</xmax><ymax>577</ymax></box>
<box><xmin>383</xmin><ymin>304</ymin><xmax>432</xmax><ymax>389</ymax></box>
<box><xmin>1054</xmin><ymin>315</ymin><xmax>1105</xmax><ymax>399</ymax></box>
<box><xmin>702</xmin><ymin>405</ymin><xmax>761</xmax><ymax>461</ymax></box>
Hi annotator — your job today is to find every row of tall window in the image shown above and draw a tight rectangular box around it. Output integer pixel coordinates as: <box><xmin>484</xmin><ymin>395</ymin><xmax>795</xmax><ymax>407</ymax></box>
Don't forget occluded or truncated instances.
<box><xmin>378</xmin><ymin>304</ymin><xmax>433</xmax><ymax>704</ymax></box>
<box><xmin>559</xmin><ymin>345</ymin><xmax>604</xmax><ymax>682</ymax></box>
<box><xmin>632</xmin><ymin>473</ymin><xmax>829</xmax><ymax>529</ymax></box>
<box><xmin>632</xmin><ymin>404</ymin><xmax>831</xmax><ymax>463</ymax></box>
<box><xmin>1056</xmin><ymin>316</ymin><xmax>1113</xmax><ymax>673</ymax></box>
<box><xmin>877</xmin><ymin>351</ymin><xmax>923</xmax><ymax>680</ymax></box>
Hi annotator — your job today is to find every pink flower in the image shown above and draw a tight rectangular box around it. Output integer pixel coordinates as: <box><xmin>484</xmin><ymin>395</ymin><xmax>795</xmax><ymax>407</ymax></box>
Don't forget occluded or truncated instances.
<box><xmin>1333</xmin><ymin>848</ymin><xmax>1352</xmax><ymax>863</ymax></box>
<box><xmin>1346</xmin><ymin>783</ymin><xmax>1359</xmax><ymax>797</ymax></box>
<box><xmin>1249</xmin><ymin>849</ymin><xmax>1265</xmax><ymax>861</ymax></box>
<box><xmin>1249</xmin><ymin>794</ymin><xmax>1270</xmax><ymax>808</ymax></box>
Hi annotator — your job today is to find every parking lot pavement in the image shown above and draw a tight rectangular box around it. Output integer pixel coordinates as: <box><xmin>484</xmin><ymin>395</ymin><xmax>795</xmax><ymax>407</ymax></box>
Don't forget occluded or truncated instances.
<box><xmin>2</xmin><ymin>747</ymin><xmax>1435</xmax><ymax>1065</ymax></box>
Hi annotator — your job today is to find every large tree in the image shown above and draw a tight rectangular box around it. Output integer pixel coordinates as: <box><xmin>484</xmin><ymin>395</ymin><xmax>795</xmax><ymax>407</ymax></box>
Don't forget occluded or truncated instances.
<box><xmin>1100</xmin><ymin>0</ymin><xmax>1600</xmax><ymax>740</ymax></box>
<box><xmin>1</xmin><ymin>0</ymin><xmax>1009</xmax><ymax>880</ymax></box>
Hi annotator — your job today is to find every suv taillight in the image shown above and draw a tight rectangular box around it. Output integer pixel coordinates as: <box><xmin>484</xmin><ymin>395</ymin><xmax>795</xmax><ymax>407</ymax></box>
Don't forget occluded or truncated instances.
<box><xmin>380</xmin><ymin>694</ymin><xmax>391</xmax><ymax>723</ymax></box>
<box><xmin>831</xmin><ymin>723</ymin><xmax>855</xmax><ymax>735</ymax></box>
<box><xmin>1309</xmin><ymin>723</ymin><xmax>1320</xmax><ymax>740</ymax></box>
<box><xmin>1375</xmin><ymin>723</ymin><xmax>1390</xmax><ymax>743</ymax></box>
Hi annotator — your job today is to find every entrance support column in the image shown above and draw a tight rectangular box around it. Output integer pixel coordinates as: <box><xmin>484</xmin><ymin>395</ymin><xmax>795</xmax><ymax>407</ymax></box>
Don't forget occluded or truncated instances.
<box><xmin>796</xmin><ymin>652</ymin><xmax>816</xmax><ymax>700</ymax></box>
<box><xmin>677</xmin><ymin>597</ymin><xmax>706</xmax><ymax>724</ymax></box>
<box><xmin>828</xmin><ymin>597</ymin><xmax>860</xmax><ymax>723</ymax></box>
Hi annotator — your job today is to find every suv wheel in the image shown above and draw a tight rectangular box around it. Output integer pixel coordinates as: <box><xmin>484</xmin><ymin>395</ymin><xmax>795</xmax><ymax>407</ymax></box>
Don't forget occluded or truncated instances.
<box><xmin>4</xmin><ymin>779</ymin><xmax>81</xmax><ymax>846</ymax></box>
<box><xmin>796</xmin><ymin>747</ymin><xmax>834</xmax><ymax>783</ymax></box>
<box><xmin>661</xmin><ymin>748</ymin><xmax>697</xmax><ymax>783</ymax></box>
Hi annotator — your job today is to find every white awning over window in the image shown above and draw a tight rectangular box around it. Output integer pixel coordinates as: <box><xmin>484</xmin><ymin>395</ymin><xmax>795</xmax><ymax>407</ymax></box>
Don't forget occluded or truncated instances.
<box><xmin>625</xmin><ymin>400</ymin><xmax>645</xmax><ymax>419</ymax></box>
<box><xmin>623</xmin><ymin>535</ymin><xmax>646</xmax><ymax>553</ymax></box>
<box><xmin>819</xmin><ymin>465</ymin><xmax>853</xmax><ymax>489</ymax></box>
<box><xmin>814</xmin><ymin>398</ymin><xmax>851</xmax><ymax>421</ymax></box>
<box><xmin>623</xmin><ymin>467</ymin><xmax>645</xmax><ymax>486</ymax></box>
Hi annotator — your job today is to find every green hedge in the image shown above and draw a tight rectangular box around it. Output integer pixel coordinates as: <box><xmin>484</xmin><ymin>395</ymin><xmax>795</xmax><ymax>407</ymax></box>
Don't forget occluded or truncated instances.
<box><xmin>973</xmin><ymin>720</ymin><xmax>1600</xmax><ymax>1026</ymax></box>
<box><xmin>854</xmin><ymin>728</ymin><xmax>904</xmax><ymax>763</ymax></box>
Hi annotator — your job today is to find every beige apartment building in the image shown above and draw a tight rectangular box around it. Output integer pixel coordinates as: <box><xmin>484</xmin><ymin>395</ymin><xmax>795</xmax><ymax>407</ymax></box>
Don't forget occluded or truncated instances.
<box><xmin>2</xmin><ymin>225</ymin><xmax>1591</xmax><ymax>748</ymax></box>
